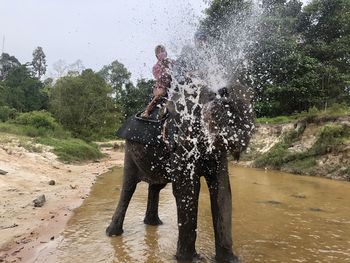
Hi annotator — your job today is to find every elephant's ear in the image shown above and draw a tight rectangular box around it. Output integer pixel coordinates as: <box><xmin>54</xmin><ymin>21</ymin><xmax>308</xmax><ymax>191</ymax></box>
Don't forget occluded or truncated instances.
<box><xmin>226</xmin><ymin>80</ymin><xmax>253</xmax><ymax>102</ymax></box>
<box><xmin>223</xmin><ymin>80</ymin><xmax>255</xmax><ymax>155</ymax></box>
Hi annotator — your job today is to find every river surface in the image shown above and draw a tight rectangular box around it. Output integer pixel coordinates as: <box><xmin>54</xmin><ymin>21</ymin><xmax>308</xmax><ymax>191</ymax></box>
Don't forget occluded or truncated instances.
<box><xmin>41</xmin><ymin>166</ymin><xmax>350</xmax><ymax>263</ymax></box>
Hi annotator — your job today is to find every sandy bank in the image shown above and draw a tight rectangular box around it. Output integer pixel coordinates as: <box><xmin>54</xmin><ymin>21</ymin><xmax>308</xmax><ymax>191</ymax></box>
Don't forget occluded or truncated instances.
<box><xmin>0</xmin><ymin>139</ymin><xmax>124</xmax><ymax>263</ymax></box>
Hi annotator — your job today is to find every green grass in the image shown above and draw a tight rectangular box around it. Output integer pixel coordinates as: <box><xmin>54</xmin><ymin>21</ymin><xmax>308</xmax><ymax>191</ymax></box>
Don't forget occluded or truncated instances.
<box><xmin>254</xmin><ymin>129</ymin><xmax>302</xmax><ymax>168</ymax></box>
<box><xmin>311</xmin><ymin>124</ymin><xmax>350</xmax><ymax>155</ymax></box>
<box><xmin>256</xmin><ymin>104</ymin><xmax>350</xmax><ymax>124</ymax></box>
<box><xmin>0</xmin><ymin>133</ymin><xmax>43</xmax><ymax>153</ymax></box>
<box><xmin>283</xmin><ymin>157</ymin><xmax>317</xmax><ymax>175</ymax></box>
<box><xmin>0</xmin><ymin>134</ymin><xmax>13</xmax><ymax>144</ymax></box>
<box><xmin>0</xmin><ymin>122</ymin><xmax>104</xmax><ymax>163</ymax></box>
<box><xmin>254</xmin><ymin>142</ymin><xmax>290</xmax><ymax>168</ymax></box>
<box><xmin>0</xmin><ymin>122</ymin><xmax>69</xmax><ymax>138</ymax></box>
<box><xmin>0</xmin><ymin>111</ymin><xmax>110</xmax><ymax>163</ymax></box>
<box><xmin>36</xmin><ymin>137</ymin><xmax>104</xmax><ymax>163</ymax></box>
<box><xmin>256</xmin><ymin>115</ymin><xmax>298</xmax><ymax>124</ymax></box>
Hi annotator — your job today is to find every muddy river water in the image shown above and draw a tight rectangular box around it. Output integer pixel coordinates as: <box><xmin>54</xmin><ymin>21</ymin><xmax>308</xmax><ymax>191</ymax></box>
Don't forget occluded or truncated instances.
<box><xmin>39</xmin><ymin>166</ymin><xmax>350</xmax><ymax>263</ymax></box>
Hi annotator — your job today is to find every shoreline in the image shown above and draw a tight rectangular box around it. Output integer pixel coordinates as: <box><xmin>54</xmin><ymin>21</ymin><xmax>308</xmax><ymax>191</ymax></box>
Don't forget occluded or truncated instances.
<box><xmin>0</xmin><ymin>144</ymin><xmax>124</xmax><ymax>263</ymax></box>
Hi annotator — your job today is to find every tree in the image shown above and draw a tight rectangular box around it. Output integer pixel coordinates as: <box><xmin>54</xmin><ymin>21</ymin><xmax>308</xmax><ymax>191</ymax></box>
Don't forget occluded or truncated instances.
<box><xmin>98</xmin><ymin>60</ymin><xmax>131</xmax><ymax>96</ymax></box>
<box><xmin>245</xmin><ymin>0</ymin><xmax>323</xmax><ymax>116</ymax></box>
<box><xmin>43</xmin><ymin>77</ymin><xmax>54</xmax><ymax>87</ymax></box>
<box><xmin>52</xmin><ymin>59</ymin><xmax>86</xmax><ymax>78</ymax></box>
<box><xmin>0</xmin><ymin>105</ymin><xmax>17</xmax><ymax>122</ymax></box>
<box><xmin>201</xmin><ymin>0</ymin><xmax>249</xmax><ymax>37</ymax></box>
<box><xmin>3</xmin><ymin>65</ymin><xmax>48</xmax><ymax>112</ymax></box>
<box><xmin>200</xmin><ymin>0</ymin><xmax>255</xmax><ymax>76</ymax></box>
<box><xmin>298</xmin><ymin>0</ymin><xmax>350</xmax><ymax>106</ymax></box>
<box><xmin>0</xmin><ymin>53</ymin><xmax>21</xmax><ymax>81</ymax></box>
<box><xmin>52</xmin><ymin>59</ymin><xmax>68</xmax><ymax>78</ymax></box>
<box><xmin>117</xmin><ymin>78</ymin><xmax>154</xmax><ymax>118</ymax></box>
<box><xmin>0</xmin><ymin>82</ymin><xmax>6</xmax><ymax>106</ymax></box>
<box><xmin>32</xmin><ymin>47</ymin><xmax>47</xmax><ymax>79</ymax></box>
<box><xmin>67</xmin><ymin>59</ymin><xmax>85</xmax><ymax>76</ymax></box>
<box><xmin>50</xmin><ymin>69</ymin><xmax>122</xmax><ymax>139</ymax></box>
<box><xmin>200</xmin><ymin>0</ymin><xmax>350</xmax><ymax>116</ymax></box>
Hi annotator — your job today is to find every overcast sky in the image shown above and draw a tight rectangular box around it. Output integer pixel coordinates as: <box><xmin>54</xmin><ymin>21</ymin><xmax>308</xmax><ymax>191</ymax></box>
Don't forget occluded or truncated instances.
<box><xmin>0</xmin><ymin>0</ymin><xmax>207</xmax><ymax>81</ymax></box>
<box><xmin>0</xmin><ymin>0</ymin><xmax>310</xmax><ymax>81</ymax></box>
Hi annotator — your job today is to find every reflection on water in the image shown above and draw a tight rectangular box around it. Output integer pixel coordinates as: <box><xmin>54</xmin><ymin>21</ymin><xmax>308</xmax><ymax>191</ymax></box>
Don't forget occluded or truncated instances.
<box><xmin>42</xmin><ymin>166</ymin><xmax>350</xmax><ymax>263</ymax></box>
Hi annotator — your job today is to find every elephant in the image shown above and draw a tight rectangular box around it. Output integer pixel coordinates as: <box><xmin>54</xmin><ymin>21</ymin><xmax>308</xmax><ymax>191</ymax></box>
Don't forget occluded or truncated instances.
<box><xmin>106</xmin><ymin>80</ymin><xmax>255</xmax><ymax>263</ymax></box>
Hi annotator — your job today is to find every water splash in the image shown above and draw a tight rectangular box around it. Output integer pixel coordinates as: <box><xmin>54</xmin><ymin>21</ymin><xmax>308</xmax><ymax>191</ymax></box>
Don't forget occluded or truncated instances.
<box><xmin>165</xmin><ymin>1</ymin><xmax>259</xmax><ymax>172</ymax></box>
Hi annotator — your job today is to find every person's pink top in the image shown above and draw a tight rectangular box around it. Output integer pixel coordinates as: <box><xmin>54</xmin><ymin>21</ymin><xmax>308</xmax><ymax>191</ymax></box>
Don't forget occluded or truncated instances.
<box><xmin>152</xmin><ymin>59</ymin><xmax>172</xmax><ymax>90</ymax></box>
<box><xmin>152</xmin><ymin>61</ymin><xmax>163</xmax><ymax>83</ymax></box>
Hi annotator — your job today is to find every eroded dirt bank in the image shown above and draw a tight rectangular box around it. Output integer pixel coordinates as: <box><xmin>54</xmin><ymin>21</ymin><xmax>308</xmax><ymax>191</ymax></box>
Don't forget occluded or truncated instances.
<box><xmin>241</xmin><ymin>115</ymin><xmax>350</xmax><ymax>180</ymax></box>
<box><xmin>0</xmin><ymin>139</ymin><xmax>124</xmax><ymax>263</ymax></box>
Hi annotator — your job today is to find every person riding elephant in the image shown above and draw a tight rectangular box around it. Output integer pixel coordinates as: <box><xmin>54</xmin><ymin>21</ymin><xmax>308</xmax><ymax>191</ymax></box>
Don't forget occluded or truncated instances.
<box><xmin>142</xmin><ymin>45</ymin><xmax>173</xmax><ymax>118</ymax></box>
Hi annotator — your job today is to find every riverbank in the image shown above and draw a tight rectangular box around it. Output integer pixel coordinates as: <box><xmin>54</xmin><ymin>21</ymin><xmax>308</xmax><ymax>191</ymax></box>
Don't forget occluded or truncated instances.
<box><xmin>241</xmin><ymin>114</ymin><xmax>350</xmax><ymax>180</ymax></box>
<box><xmin>0</xmin><ymin>137</ymin><xmax>124</xmax><ymax>263</ymax></box>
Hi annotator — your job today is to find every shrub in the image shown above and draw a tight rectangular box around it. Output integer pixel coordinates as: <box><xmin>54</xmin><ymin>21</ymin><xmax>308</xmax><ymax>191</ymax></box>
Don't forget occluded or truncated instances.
<box><xmin>36</xmin><ymin>137</ymin><xmax>104</xmax><ymax>162</ymax></box>
<box><xmin>8</xmin><ymin>111</ymin><xmax>70</xmax><ymax>138</ymax></box>
<box><xmin>0</xmin><ymin>110</ymin><xmax>104</xmax><ymax>163</ymax></box>
<box><xmin>50</xmin><ymin>70</ymin><xmax>120</xmax><ymax>141</ymax></box>
<box><xmin>0</xmin><ymin>106</ymin><xmax>17</xmax><ymax>122</ymax></box>
<box><xmin>312</xmin><ymin>125</ymin><xmax>350</xmax><ymax>155</ymax></box>
<box><xmin>254</xmin><ymin>142</ymin><xmax>290</xmax><ymax>168</ymax></box>
<box><xmin>326</xmin><ymin>103</ymin><xmax>350</xmax><ymax>115</ymax></box>
<box><xmin>13</xmin><ymin>111</ymin><xmax>58</xmax><ymax>130</ymax></box>
<box><xmin>256</xmin><ymin>115</ymin><xmax>295</xmax><ymax>124</ymax></box>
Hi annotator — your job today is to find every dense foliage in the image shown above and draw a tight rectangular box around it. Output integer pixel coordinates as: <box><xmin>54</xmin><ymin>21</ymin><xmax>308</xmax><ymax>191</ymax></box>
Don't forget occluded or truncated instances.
<box><xmin>1</xmin><ymin>65</ymin><xmax>48</xmax><ymax>112</ymax></box>
<box><xmin>50</xmin><ymin>69</ymin><xmax>121</xmax><ymax>140</ymax></box>
<box><xmin>202</xmin><ymin>0</ymin><xmax>350</xmax><ymax>117</ymax></box>
<box><xmin>0</xmin><ymin>53</ymin><xmax>21</xmax><ymax>81</ymax></box>
<box><xmin>0</xmin><ymin>40</ymin><xmax>154</xmax><ymax>141</ymax></box>
<box><xmin>117</xmin><ymin>79</ymin><xmax>154</xmax><ymax>118</ymax></box>
<box><xmin>0</xmin><ymin>54</ymin><xmax>151</xmax><ymax>143</ymax></box>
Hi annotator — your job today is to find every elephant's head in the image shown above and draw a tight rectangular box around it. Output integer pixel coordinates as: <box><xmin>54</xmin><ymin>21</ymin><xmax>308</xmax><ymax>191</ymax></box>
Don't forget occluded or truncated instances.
<box><xmin>168</xmin><ymin>79</ymin><xmax>255</xmax><ymax>159</ymax></box>
<box><xmin>200</xmin><ymin>81</ymin><xmax>255</xmax><ymax>158</ymax></box>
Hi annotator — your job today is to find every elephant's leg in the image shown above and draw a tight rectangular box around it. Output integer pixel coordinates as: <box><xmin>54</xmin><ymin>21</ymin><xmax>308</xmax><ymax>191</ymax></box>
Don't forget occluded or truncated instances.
<box><xmin>172</xmin><ymin>176</ymin><xmax>201</xmax><ymax>261</ymax></box>
<box><xmin>106</xmin><ymin>159</ymin><xmax>139</xmax><ymax>236</ymax></box>
<box><xmin>205</xmin><ymin>159</ymin><xmax>239</xmax><ymax>263</ymax></box>
<box><xmin>144</xmin><ymin>183</ymin><xmax>167</xmax><ymax>225</ymax></box>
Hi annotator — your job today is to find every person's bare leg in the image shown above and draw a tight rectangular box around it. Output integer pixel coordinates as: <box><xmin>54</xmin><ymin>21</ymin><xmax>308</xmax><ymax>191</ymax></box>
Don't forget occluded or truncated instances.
<box><xmin>142</xmin><ymin>96</ymin><xmax>159</xmax><ymax>118</ymax></box>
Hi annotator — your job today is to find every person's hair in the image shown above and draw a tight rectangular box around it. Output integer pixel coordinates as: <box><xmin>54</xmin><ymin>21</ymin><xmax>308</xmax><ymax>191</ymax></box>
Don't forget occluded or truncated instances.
<box><xmin>155</xmin><ymin>45</ymin><xmax>166</xmax><ymax>56</ymax></box>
